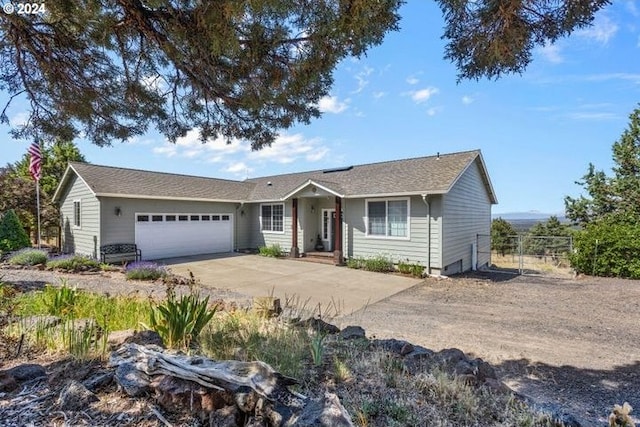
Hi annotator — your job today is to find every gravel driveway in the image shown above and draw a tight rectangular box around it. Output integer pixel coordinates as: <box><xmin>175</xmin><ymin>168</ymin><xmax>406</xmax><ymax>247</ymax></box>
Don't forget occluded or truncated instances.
<box><xmin>339</xmin><ymin>271</ymin><xmax>640</xmax><ymax>426</ymax></box>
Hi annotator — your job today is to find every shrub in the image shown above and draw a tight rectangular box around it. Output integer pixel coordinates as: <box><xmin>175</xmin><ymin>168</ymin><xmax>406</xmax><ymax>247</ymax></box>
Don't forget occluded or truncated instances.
<box><xmin>144</xmin><ymin>289</ymin><xmax>218</xmax><ymax>350</ymax></box>
<box><xmin>47</xmin><ymin>254</ymin><xmax>101</xmax><ymax>272</ymax></box>
<box><xmin>8</xmin><ymin>248</ymin><xmax>48</xmax><ymax>266</ymax></box>
<box><xmin>346</xmin><ymin>257</ymin><xmax>365</xmax><ymax>269</ymax></box>
<box><xmin>258</xmin><ymin>244</ymin><xmax>283</xmax><ymax>258</ymax></box>
<box><xmin>125</xmin><ymin>261</ymin><xmax>167</xmax><ymax>280</ymax></box>
<box><xmin>570</xmin><ymin>219</ymin><xmax>640</xmax><ymax>279</ymax></box>
<box><xmin>347</xmin><ymin>255</ymin><xmax>394</xmax><ymax>272</ymax></box>
<box><xmin>397</xmin><ymin>260</ymin><xmax>425</xmax><ymax>277</ymax></box>
<box><xmin>0</xmin><ymin>209</ymin><xmax>31</xmax><ymax>253</ymax></box>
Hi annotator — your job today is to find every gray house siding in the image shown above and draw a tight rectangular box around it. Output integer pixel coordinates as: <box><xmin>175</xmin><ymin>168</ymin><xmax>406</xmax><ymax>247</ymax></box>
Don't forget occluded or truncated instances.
<box><xmin>441</xmin><ymin>160</ymin><xmax>492</xmax><ymax>274</ymax></box>
<box><xmin>59</xmin><ymin>175</ymin><xmax>101</xmax><ymax>258</ymax></box>
<box><xmin>100</xmin><ymin>198</ymin><xmax>239</xmax><ymax>247</ymax></box>
<box><xmin>343</xmin><ymin>195</ymin><xmax>434</xmax><ymax>268</ymax></box>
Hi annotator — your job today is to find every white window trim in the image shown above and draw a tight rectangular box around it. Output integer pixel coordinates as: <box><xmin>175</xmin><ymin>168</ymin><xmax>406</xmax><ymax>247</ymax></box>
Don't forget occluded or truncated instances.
<box><xmin>73</xmin><ymin>199</ymin><xmax>81</xmax><ymax>229</ymax></box>
<box><xmin>365</xmin><ymin>197</ymin><xmax>411</xmax><ymax>240</ymax></box>
<box><xmin>260</xmin><ymin>203</ymin><xmax>285</xmax><ymax>234</ymax></box>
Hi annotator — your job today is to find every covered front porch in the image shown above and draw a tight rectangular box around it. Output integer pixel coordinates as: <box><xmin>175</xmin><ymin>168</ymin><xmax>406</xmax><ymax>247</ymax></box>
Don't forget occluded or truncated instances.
<box><xmin>285</xmin><ymin>180</ymin><xmax>345</xmax><ymax>265</ymax></box>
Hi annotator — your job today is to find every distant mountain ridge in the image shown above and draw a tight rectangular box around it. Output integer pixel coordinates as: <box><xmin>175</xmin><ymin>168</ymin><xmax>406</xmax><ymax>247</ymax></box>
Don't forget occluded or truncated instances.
<box><xmin>492</xmin><ymin>212</ymin><xmax>570</xmax><ymax>233</ymax></box>
<box><xmin>492</xmin><ymin>212</ymin><xmax>566</xmax><ymax>221</ymax></box>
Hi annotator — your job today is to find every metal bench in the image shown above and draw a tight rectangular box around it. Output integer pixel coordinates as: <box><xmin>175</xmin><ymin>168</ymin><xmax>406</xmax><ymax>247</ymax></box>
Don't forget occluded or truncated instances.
<box><xmin>100</xmin><ymin>243</ymin><xmax>142</xmax><ymax>264</ymax></box>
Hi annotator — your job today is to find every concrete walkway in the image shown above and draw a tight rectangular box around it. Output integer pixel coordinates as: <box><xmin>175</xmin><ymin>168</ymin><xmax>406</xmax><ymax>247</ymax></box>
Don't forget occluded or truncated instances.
<box><xmin>161</xmin><ymin>253</ymin><xmax>422</xmax><ymax>315</ymax></box>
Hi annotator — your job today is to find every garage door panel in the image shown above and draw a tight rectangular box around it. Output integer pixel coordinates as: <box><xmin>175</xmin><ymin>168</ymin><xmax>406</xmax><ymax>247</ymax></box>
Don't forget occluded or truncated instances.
<box><xmin>135</xmin><ymin>213</ymin><xmax>232</xmax><ymax>260</ymax></box>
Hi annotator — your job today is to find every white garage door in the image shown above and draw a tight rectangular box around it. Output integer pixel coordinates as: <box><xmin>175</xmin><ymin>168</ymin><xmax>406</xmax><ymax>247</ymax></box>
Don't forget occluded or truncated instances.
<box><xmin>135</xmin><ymin>213</ymin><xmax>233</xmax><ymax>260</ymax></box>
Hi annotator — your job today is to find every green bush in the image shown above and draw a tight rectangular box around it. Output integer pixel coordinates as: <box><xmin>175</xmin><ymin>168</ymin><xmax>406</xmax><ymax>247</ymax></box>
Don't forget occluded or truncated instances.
<box><xmin>0</xmin><ymin>209</ymin><xmax>31</xmax><ymax>253</ymax></box>
<box><xmin>397</xmin><ymin>260</ymin><xmax>424</xmax><ymax>277</ymax></box>
<box><xmin>47</xmin><ymin>254</ymin><xmax>101</xmax><ymax>272</ymax></box>
<box><xmin>347</xmin><ymin>255</ymin><xmax>394</xmax><ymax>272</ymax></box>
<box><xmin>258</xmin><ymin>244</ymin><xmax>283</xmax><ymax>258</ymax></box>
<box><xmin>570</xmin><ymin>219</ymin><xmax>640</xmax><ymax>279</ymax></box>
<box><xmin>8</xmin><ymin>248</ymin><xmax>48</xmax><ymax>266</ymax></box>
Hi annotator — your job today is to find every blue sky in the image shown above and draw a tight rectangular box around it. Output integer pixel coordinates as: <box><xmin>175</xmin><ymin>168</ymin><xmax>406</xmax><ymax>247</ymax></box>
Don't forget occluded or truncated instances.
<box><xmin>1</xmin><ymin>1</ymin><xmax>639</xmax><ymax>214</ymax></box>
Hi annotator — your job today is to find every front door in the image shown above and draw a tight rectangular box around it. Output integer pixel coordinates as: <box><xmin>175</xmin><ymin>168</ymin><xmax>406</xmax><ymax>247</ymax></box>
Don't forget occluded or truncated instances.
<box><xmin>321</xmin><ymin>209</ymin><xmax>335</xmax><ymax>252</ymax></box>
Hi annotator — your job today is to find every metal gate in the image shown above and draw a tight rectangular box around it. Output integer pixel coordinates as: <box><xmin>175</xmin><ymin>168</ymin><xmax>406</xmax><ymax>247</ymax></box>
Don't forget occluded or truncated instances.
<box><xmin>491</xmin><ymin>235</ymin><xmax>573</xmax><ymax>277</ymax></box>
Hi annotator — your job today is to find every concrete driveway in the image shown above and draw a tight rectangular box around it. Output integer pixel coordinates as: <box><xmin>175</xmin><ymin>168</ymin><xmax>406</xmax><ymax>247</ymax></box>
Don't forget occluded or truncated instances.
<box><xmin>161</xmin><ymin>253</ymin><xmax>422</xmax><ymax>315</ymax></box>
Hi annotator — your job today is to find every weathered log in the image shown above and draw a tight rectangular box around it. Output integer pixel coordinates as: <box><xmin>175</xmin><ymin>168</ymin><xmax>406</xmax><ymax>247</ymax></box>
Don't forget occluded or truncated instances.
<box><xmin>109</xmin><ymin>343</ymin><xmax>354</xmax><ymax>427</ymax></box>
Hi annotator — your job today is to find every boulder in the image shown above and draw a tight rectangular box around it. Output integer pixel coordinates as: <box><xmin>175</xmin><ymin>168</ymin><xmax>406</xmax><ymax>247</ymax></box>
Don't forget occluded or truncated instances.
<box><xmin>58</xmin><ymin>380</ymin><xmax>99</xmax><ymax>411</ymax></box>
<box><xmin>114</xmin><ymin>362</ymin><xmax>151</xmax><ymax>397</ymax></box>
<box><xmin>339</xmin><ymin>326</ymin><xmax>366</xmax><ymax>340</ymax></box>
<box><xmin>7</xmin><ymin>364</ymin><xmax>46</xmax><ymax>382</ymax></box>
<box><xmin>0</xmin><ymin>371</ymin><xmax>18</xmax><ymax>392</ymax></box>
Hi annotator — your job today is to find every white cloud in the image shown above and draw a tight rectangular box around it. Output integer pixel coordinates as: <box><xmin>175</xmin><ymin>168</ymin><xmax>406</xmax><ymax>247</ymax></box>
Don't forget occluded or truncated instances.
<box><xmin>373</xmin><ymin>91</ymin><xmax>386</xmax><ymax>99</ymax></box>
<box><xmin>567</xmin><ymin>112</ymin><xmax>618</xmax><ymax>120</ymax></box>
<box><xmin>353</xmin><ymin>66</ymin><xmax>373</xmax><ymax>94</ymax></box>
<box><xmin>577</xmin><ymin>15</ymin><xmax>618</xmax><ymax>44</ymax></box>
<box><xmin>462</xmin><ymin>95</ymin><xmax>474</xmax><ymax>105</ymax></box>
<box><xmin>226</xmin><ymin>162</ymin><xmax>250</xmax><ymax>174</ymax></box>
<box><xmin>249</xmin><ymin>133</ymin><xmax>325</xmax><ymax>164</ymax></box>
<box><xmin>406</xmin><ymin>76</ymin><xmax>419</xmax><ymax>85</ymax></box>
<box><xmin>411</xmin><ymin>87</ymin><xmax>439</xmax><ymax>103</ymax></box>
<box><xmin>426</xmin><ymin>107</ymin><xmax>442</xmax><ymax>116</ymax></box>
<box><xmin>306</xmin><ymin>147</ymin><xmax>329</xmax><ymax>162</ymax></box>
<box><xmin>318</xmin><ymin>95</ymin><xmax>349</xmax><ymax>114</ymax></box>
<box><xmin>152</xmin><ymin>145</ymin><xmax>177</xmax><ymax>157</ymax></box>
<box><xmin>9</xmin><ymin>112</ymin><xmax>29</xmax><ymax>127</ymax></box>
<box><xmin>537</xmin><ymin>42</ymin><xmax>563</xmax><ymax>63</ymax></box>
<box><xmin>626</xmin><ymin>1</ymin><xmax>639</xmax><ymax>17</ymax></box>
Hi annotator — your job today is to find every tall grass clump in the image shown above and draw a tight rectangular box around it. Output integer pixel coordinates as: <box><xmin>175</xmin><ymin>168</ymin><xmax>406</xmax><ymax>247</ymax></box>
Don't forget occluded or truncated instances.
<box><xmin>143</xmin><ymin>286</ymin><xmax>218</xmax><ymax>350</ymax></box>
<box><xmin>125</xmin><ymin>261</ymin><xmax>167</xmax><ymax>280</ymax></box>
<box><xmin>8</xmin><ymin>248</ymin><xmax>48</xmax><ymax>266</ymax></box>
<box><xmin>200</xmin><ymin>310</ymin><xmax>309</xmax><ymax>380</ymax></box>
<box><xmin>47</xmin><ymin>254</ymin><xmax>101</xmax><ymax>272</ymax></box>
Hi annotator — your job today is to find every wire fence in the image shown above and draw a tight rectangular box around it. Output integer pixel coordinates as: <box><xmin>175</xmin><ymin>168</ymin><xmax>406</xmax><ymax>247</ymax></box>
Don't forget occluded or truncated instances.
<box><xmin>490</xmin><ymin>234</ymin><xmax>573</xmax><ymax>277</ymax></box>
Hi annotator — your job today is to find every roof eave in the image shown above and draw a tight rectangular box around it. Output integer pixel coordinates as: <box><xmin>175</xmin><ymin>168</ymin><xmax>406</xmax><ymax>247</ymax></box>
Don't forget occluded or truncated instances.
<box><xmin>343</xmin><ymin>190</ymin><xmax>448</xmax><ymax>199</ymax></box>
<box><xmin>95</xmin><ymin>193</ymin><xmax>247</xmax><ymax>203</ymax></box>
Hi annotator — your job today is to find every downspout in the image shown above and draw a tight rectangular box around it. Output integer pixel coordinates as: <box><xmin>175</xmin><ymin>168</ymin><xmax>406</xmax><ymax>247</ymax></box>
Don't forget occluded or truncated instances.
<box><xmin>421</xmin><ymin>194</ymin><xmax>431</xmax><ymax>275</ymax></box>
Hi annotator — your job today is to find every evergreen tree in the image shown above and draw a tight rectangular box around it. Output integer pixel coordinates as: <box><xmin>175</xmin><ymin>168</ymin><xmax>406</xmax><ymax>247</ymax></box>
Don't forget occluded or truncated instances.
<box><xmin>565</xmin><ymin>107</ymin><xmax>640</xmax><ymax>225</ymax></box>
<box><xmin>0</xmin><ymin>1</ymin><xmax>611</xmax><ymax>148</ymax></box>
<box><xmin>0</xmin><ymin>209</ymin><xmax>31</xmax><ymax>253</ymax></box>
<box><xmin>491</xmin><ymin>218</ymin><xmax>516</xmax><ymax>256</ymax></box>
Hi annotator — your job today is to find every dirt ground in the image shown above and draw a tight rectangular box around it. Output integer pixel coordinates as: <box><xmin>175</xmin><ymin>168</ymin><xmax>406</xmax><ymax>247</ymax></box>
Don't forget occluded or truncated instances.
<box><xmin>2</xmin><ymin>266</ymin><xmax>639</xmax><ymax>426</ymax></box>
<box><xmin>339</xmin><ymin>271</ymin><xmax>640</xmax><ymax>426</ymax></box>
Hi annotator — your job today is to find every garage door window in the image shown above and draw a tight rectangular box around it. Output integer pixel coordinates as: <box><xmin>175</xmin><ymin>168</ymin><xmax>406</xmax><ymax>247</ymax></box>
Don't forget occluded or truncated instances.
<box><xmin>213</xmin><ymin>215</ymin><xmax>220</xmax><ymax>221</ymax></box>
<box><xmin>202</xmin><ymin>215</ymin><xmax>210</xmax><ymax>221</ymax></box>
<box><xmin>137</xmin><ymin>215</ymin><xmax>149</xmax><ymax>222</ymax></box>
<box><xmin>178</xmin><ymin>215</ymin><xmax>188</xmax><ymax>221</ymax></box>
<box><xmin>222</xmin><ymin>215</ymin><xmax>230</xmax><ymax>221</ymax></box>
<box><xmin>166</xmin><ymin>215</ymin><xmax>176</xmax><ymax>221</ymax></box>
<box><xmin>152</xmin><ymin>215</ymin><xmax>163</xmax><ymax>222</ymax></box>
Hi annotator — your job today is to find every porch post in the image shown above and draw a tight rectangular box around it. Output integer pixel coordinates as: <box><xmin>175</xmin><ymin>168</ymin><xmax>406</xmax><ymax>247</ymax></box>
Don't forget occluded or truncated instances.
<box><xmin>291</xmin><ymin>198</ymin><xmax>300</xmax><ymax>258</ymax></box>
<box><xmin>333</xmin><ymin>196</ymin><xmax>343</xmax><ymax>265</ymax></box>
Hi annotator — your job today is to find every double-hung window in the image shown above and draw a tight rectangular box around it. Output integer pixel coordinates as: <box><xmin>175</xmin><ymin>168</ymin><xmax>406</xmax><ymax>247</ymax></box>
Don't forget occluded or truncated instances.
<box><xmin>261</xmin><ymin>203</ymin><xmax>284</xmax><ymax>232</ymax></box>
<box><xmin>366</xmin><ymin>198</ymin><xmax>409</xmax><ymax>238</ymax></box>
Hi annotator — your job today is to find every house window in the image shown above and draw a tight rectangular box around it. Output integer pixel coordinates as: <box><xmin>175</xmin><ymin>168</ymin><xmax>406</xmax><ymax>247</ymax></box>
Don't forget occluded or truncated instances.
<box><xmin>73</xmin><ymin>200</ymin><xmax>81</xmax><ymax>227</ymax></box>
<box><xmin>366</xmin><ymin>198</ymin><xmax>409</xmax><ymax>238</ymax></box>
<box><xmin>261</xmin><ymin>203</ymin><xmax>284</xmax><ymax>232</ymax></box>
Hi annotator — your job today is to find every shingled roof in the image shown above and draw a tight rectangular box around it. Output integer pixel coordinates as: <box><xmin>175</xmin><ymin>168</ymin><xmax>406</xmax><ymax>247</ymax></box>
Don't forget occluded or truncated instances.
<box><xmin>246</xmin><ymin>150</ymin><xmax>497</xmax><ymax>203</ymax></box>
<box><xmin>53</xmin><ymin>162</ymin><xmax>255</xmax><ymax>203</ymax></box>
<box><xmin>53</xmin><ymin>150</ymin><xmax>497</xmax><ymax>204</ymax></box>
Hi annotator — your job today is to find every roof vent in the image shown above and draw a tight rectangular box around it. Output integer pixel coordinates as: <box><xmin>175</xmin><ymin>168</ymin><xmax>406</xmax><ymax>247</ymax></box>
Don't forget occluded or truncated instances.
<box><xmin>322</xmin><ymin>166</ymin><xmax>353</xmax><ymax>174</ymax></box>
<box><xmin>267</xmin><ymin>181</ymin><xmax>272</xmax><ymax>186</ymax></box>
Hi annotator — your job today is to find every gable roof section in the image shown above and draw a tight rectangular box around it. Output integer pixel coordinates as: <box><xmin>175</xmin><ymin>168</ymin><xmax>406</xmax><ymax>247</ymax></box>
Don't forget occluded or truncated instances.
<box><xmin>247</xmin><ymin>150</ymin><xmax>497</xmax><ymax>203</ymax></box>
<box><xmin>53</xmin><ymin>162</ymin><xmax>255</xmax><ymax>203</ymax></box>
<box><xmin>52</xmin><ymin>150</ymin><xmax>497</xmax><ymax>205</ymax></box>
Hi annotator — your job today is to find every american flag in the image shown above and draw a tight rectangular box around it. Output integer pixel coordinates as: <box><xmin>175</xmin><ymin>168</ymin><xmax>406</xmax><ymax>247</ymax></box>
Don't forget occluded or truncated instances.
<box><xmin>28</xmin><ymin>141</ymin><xmax>42</xmax><ymax>181</ymax></box>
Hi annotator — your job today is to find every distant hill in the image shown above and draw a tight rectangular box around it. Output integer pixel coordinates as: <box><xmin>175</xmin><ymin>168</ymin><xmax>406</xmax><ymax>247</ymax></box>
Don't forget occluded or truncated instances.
<box><xmin>492</xmin><ymin>212</ymin><xmax>570</xmax><ymax>233</ymax></box>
